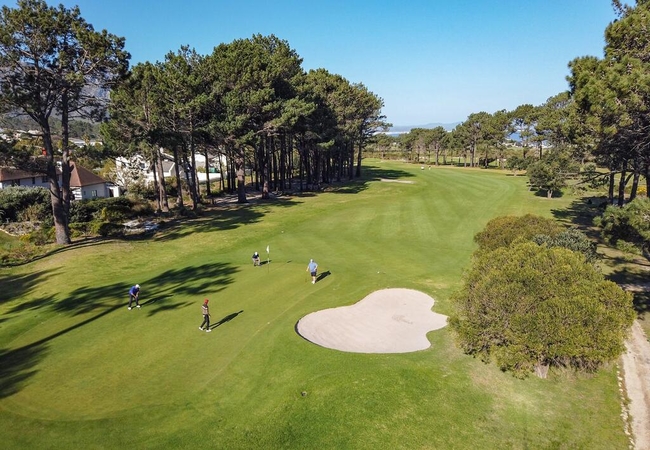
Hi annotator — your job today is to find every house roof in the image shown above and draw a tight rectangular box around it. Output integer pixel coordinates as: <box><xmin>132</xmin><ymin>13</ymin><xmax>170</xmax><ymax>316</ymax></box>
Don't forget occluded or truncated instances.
<box><xmin>0</xmin><ymin>163</ymin><xmax>105</xmax><ymax>187</ymax></box>
<box><xmin>69</xmin><ymin>163</ymin><xmax>106</xmax><ymax>187</ymax></box>
<box><xmin>0</xmin><ymin>167</ymin><xmax>39</xmax><ymax>181</ymax></box>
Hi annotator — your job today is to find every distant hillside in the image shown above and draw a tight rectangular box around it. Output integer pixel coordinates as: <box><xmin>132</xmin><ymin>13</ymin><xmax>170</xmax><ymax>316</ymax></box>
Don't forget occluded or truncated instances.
<box><xmin>0</xmin><ymin>114</ymin><xmax>101</xmax><ymax>139</ymax></box>
<box><xmin>390</xmin><ymin>122</ymin><xmax>460</xmax><ymax>133</ymax></box>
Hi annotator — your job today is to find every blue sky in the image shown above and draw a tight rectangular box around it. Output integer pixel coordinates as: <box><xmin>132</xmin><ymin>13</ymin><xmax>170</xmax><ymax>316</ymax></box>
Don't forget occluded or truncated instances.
<box><xmin>5</xmin><ymin>1</ymin><xmax>617</xmax><ymax>126</ymax></box>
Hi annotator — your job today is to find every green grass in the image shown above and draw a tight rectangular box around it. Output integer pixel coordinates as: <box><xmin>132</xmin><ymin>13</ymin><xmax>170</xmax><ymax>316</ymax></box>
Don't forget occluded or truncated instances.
<box><xmin>0</xmin><ymin>161</ymin><xmax>630</xmax><ymax>449</ymax></box>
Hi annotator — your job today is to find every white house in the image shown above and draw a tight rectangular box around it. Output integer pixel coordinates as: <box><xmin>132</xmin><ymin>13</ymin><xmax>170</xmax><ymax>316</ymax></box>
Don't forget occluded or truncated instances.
<box><xmin>0</xmin><ymin>163</ymin><xmax>111</xmax><ymax>200</ymax></box>
<box><xmin>69</xmin><ymin>163</ymin><xmax>111</xmax><ymax>200</ymax></box>
<box><xmin>0</xmin><ymin>167</ymin><xmax>51</xmax><ymax>189</ymax></box>
<box><xmin>114</xmin><ymin>149</ymin><xmax>224</xmax><ymax>188</ymax></box>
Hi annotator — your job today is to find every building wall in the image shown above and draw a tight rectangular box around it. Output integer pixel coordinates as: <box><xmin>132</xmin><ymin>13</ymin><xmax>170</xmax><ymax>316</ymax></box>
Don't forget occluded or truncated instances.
<box><xmin>0</xmin><ymin>175</ymin><xmax>51</xmax><ymax>190</ymax></box>
<box><xmin>73</xmin><ymin>182</ymin><xmax>109</xmax><ymax>200</ymax></box>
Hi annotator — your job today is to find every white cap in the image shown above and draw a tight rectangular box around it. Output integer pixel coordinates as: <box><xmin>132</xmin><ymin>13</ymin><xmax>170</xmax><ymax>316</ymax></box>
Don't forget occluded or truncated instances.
<box><xmin>135</xmin><ymin>284</ymin><xmax>140</xmax><ymax>288</ymax></box>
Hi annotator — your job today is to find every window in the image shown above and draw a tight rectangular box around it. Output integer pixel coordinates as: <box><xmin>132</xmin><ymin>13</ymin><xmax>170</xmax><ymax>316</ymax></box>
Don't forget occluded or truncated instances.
<box><xmin>11</xmin><ymin>179</ymin><xmax>20</xmax><ymax>186</ymax></box>
<box><xmin>91</xmin><ymin>190</ymin><xmax>98</xmax><ymax>197</ymax></box>
<box><xmin>32</xmin><ymin>177</ymin><xmax>36</xmax><ymax>185</ymax></box>
<box><xmin>41</xmin><ymin>176</ymin><xmax>48</xmax><ymax>183</ymax></box>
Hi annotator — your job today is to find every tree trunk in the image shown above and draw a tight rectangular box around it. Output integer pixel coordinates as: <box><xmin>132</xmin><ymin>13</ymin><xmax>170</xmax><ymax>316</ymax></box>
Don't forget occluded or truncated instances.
<box><xmin>355</xmin><ymin>139</ymin><xmax>363</xmax><ymax>178</ymax></box>
<box><xmin>203</xmin><ymin>146</ymin><xmax>211</xmax><ymax>198</ymax></box>
<box><xmin>261</xmin><ymin>137</ymin><xmax>270</xmax><ymax>199</ymax></box>
<box><xmin>629</xmin><ymin>159</ymin><xmax>640</xmax><ymax>202</ymax></box>
<box><xmin>189</xmin><ymin>132</ymin><xmax>199</xmax><ymax>209</ymax></box>
<box><xmin>618</xmin><ymin>160</ymin><xmax>627</xmax><ymax>206</ymax></box>
<box><xmin>151</xmin><ymin>154</ymin><xmax>161</xmax><ymax>214</ymax></box>
<box><xmin>60</xmin><ymin>93</ymin><xmax>73</xmax><ymax>223</ymax></box>
<box><xmin>181</xmin><ymin>151</ymin><xmax>196</xmax><ymax>209</ymax></box>
<box><xmin>156</xmin><ymin>147</ymin><xmax>169</xmax><ymax>212</ymax></box>
<box><xmin>172</xmin><ymin>145</ymin><xmax>184</xmax><ymax>209</ymax></box>
<box><xmin>41</xmin><ymin>120</ymin><xmax>70</xmax><ymax>244</ymax></box>
<box><xmin>235</xmin><ymin>148</ymin><xmax>247</xmax><ymax>203</ymax></box>
<box><xmin>608</xmin><ymin>172</ymin><xmax>616</xmax><ymax>205</ymax></box>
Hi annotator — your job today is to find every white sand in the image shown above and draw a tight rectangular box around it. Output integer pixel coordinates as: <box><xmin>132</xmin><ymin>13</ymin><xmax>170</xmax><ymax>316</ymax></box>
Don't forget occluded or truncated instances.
<box><xmin>296</xmin><ymin>288</ymin><xmax>447</xmax><ymax>353</ymax></box>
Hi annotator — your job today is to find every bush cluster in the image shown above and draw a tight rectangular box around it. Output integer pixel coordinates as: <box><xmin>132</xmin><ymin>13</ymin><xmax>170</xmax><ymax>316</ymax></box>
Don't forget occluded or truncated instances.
<box><xmin>0</xmin><ymin>186</ymin><xmax>51</xmax><ymax>223</ymax></box>
<box><xmin>596</xmin><ymin>197</ymin><xmax>650</xmax><ymax>253</ymax></box>
<box><xmin>450</xmin><ymin>214</ymin><xmax>633</xmax><ymax>378</ymax></box>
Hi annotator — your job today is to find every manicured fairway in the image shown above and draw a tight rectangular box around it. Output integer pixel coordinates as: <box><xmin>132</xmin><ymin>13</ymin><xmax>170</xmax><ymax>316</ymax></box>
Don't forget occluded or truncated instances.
<box><xmin>0</xmin><ymin>161</ymin><xmax>629</xmax><ymax>449</ymax></box>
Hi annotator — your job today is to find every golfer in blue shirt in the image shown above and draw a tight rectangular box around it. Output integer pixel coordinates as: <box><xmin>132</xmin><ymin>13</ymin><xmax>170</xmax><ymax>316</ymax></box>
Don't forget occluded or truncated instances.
<box><xmin>307</xmin><ymin>259</ymin><xmax>318</xmax><ymax>284</ymax></box>
<box><xmin>128</xmin><ymin>284</ymin><xmax>141</xmax><ymax>310</ymax></box>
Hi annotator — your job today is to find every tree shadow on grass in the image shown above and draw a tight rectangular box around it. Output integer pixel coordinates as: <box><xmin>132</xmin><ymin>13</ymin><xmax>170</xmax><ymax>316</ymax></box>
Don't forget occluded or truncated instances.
<box><xmin>0</xmin><ymin>342</ymin><xmax>48</xmax><ymax>399</ymax></box>
<box><xmin>0</xmin><ymin>261</ymin><xmax>239</xmax><ymax>396</ymax></box>
<box><xmin>153</xmin><ymin>200</ymin><xmax>301</xmax><ymax>242</ymax></box>
<box><xmin>0</xmin><ymin>302</ymin><xmax>121</xmax><ymax>398</ymax></box>
<box><xmin>50</xmin><ymin>262</ymin><xmax>238</xmax><ymax>316</ymax></box>
<box><xmin>0</xmin><ymin>268</ymin><xmax>60</xmax><ymax>306</ymax></box>
<box><xmin>551</xmin><ymin>197</ymin><xmax>605</xmax><ymax>240</ymax></box>
<box><xmin>325</xmin><ymin>165</ymin><xmax>415</xmax><ymax>195</ymax></box>
<box><xmin>211</xmin><ymin>310</ymin><xmax>243</xmax><ymax>329</ymax></box>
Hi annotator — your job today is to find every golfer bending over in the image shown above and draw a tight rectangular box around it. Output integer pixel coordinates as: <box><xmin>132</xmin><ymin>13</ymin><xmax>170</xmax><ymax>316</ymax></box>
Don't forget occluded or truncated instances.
<box><xmin>128</xmin><ymin>284</ymin><xmax>140</xmax><ymax>310</ymax></box>
<box><xmin>307</xmin><ymin>259</ymin><xmax>318</xmax><ymax>284</ymax></box>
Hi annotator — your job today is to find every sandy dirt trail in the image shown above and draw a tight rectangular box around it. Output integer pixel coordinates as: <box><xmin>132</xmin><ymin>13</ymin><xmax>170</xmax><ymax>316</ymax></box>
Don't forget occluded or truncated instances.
<box><xmin>622</xmin><ymin>320</ymin><xmax>650</xmax><ymax>450</ymax></box>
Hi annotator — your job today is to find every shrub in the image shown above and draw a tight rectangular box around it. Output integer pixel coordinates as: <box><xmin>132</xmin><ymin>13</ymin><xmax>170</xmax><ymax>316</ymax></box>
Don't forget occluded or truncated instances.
<box><xmin>99</xmin><ymin>205</ymin><xmax>130</xmax><ymax>222</ymax></box>
<box><xmin>127</xmin><ymin>180</ymin><xmax>157</xmax><ymax>200</ymax></box>
<box><xmin>20</xmin><ymin>226</ymin><xmax>55</xmax><ymax>245</ymax></box>
<box><xmin>69</xmin><ymin>197</ymin><xmax>137</xmax><ymax>223</ymax></box>
<box><xmin>449</xmin><ymin>242</ymin><xmax>635</xmax><ymax>378</ymax></box>
<box><xmin>0</xmin><ymin>186</ymin><xmax>50</xmax><ymax>222</ymax></box>
<box><xmin>69</xmin><ymin>222</ymin><xmax>92</xmax><ymax>238</ymax></box>
<box><xmin>597</xmin><ymin>197</ymin><xmax>650</xmax><ymax>252</ymax></box>
<box><xmin>532</xmin><ymin>228</ymin><xmax>599</xmax><ymax>263</ymax></box>
<box><xmin>17</xmin><ymin>202</ymin><xmax>50</xmax><ymax>222</ymax></box>
<box><xmin>89</xmin><ymin>220</ymin><xmax>124</xmax><ymax>237</ymax></box>
<box><xmin>0</xmin><ymin>242</ymin><xmax>44</xmax><ymax>265</ymax></box>
<box><xmin>474</xmin><ymin>214</ymin><xmax>563</xmax><ymax>253</ymax></box>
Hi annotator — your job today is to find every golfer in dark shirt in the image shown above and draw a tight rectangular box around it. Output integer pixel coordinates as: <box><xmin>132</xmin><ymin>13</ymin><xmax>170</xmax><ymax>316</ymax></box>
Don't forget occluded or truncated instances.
<box><xmin>128</xmin><ymin>284</ymin><xmax>140</xmax><ymax>310</ymax></box>
<box><xmin>199</xmin><ymin>299</ymin><xmax>211</xmax><ymax>332</ymax></box>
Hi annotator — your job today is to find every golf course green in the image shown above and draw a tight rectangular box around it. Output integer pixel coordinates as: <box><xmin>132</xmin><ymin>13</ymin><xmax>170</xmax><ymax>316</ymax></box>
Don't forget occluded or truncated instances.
<box><xmin>0</xmin><ymin>160</ymin><xmax>629</xmax><ymax>449</ymax></box>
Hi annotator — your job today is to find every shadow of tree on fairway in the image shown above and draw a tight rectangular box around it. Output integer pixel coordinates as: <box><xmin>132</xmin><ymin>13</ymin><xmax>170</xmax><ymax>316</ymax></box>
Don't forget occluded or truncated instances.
<box><xmin>145</xmin><ymin>262</ymin><xmax>237</xmax><ymax>298</ymax></box>
<box><xmin>0</xmin><ymin>304</ymin><xmax>122</xmax><ymax>398</ymax></box>
<box><xmin>8</xmin><ymin>294</ymin><xmax>57</xmax><ymax>314</ymax></box>
<box><xmin>211</xmin><ymin>310</ymin><xmax>243</xmax><ymax>329</ymax></box>
<box><xmin>325</xmin><ymin>165</ymin><xmax>415</xmax><ymax>195</ymax></box>
<box><xmin>49</xmin><ymin>262</ymin><xmax>237</xmax><ymax>316</ymax></box>
<box><xmin>0</xmin><ymin>268</ymin><xmax>60</xmax><ymax>306</ymax></box>
<box><xmin>0</xmin><ymin>262</ymin><xmax>239</xmax><ymax>396</ymax></box>
<box><xmin>154</xmin><ymin>199</ymin><xmax>299</xmax><ymax>242</ymax></box>
<box><xmin>0</xmin><ymin>343</ymin><xmax>48</xmax><ymax>399</ymax></box>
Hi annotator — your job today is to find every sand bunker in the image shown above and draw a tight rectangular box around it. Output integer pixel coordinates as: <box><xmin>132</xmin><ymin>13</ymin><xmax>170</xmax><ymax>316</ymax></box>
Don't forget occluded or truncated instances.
<box><xmin>296</xmin><ymin>288</ymin><xmax>447</xmax><ymax>353</ymax></box>
<box><xmin>380</xmin><ymin>178</ymin><xmax>415</xmax><ymax>184</ymax></box>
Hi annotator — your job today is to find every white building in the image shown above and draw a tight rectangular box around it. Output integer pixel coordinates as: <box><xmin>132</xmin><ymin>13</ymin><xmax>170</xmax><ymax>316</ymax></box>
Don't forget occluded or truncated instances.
<box><xmin>0</xmin><ymin>163</ymin><xmax>111</xmax><ymax>200</ymax></box>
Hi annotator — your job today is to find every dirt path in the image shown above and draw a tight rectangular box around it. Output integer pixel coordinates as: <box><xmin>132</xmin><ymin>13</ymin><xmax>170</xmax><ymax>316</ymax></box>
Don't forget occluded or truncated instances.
<box><xmin>622</xmin><ymin>319</ymin><xmax>650</xmax><ymax>450</ymax></box>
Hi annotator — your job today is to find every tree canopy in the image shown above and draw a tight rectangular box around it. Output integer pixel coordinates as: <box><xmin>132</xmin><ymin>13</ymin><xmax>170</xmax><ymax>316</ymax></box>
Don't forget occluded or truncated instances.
<box><xmin>450</xmin><ymin>241</ymin><xmax>635</xmax><ymax>378</ymax></box>
<box><xmin>0</xmin><ymin>0</ymin><xmax>129</xmax><ymax>243</ymax></box>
